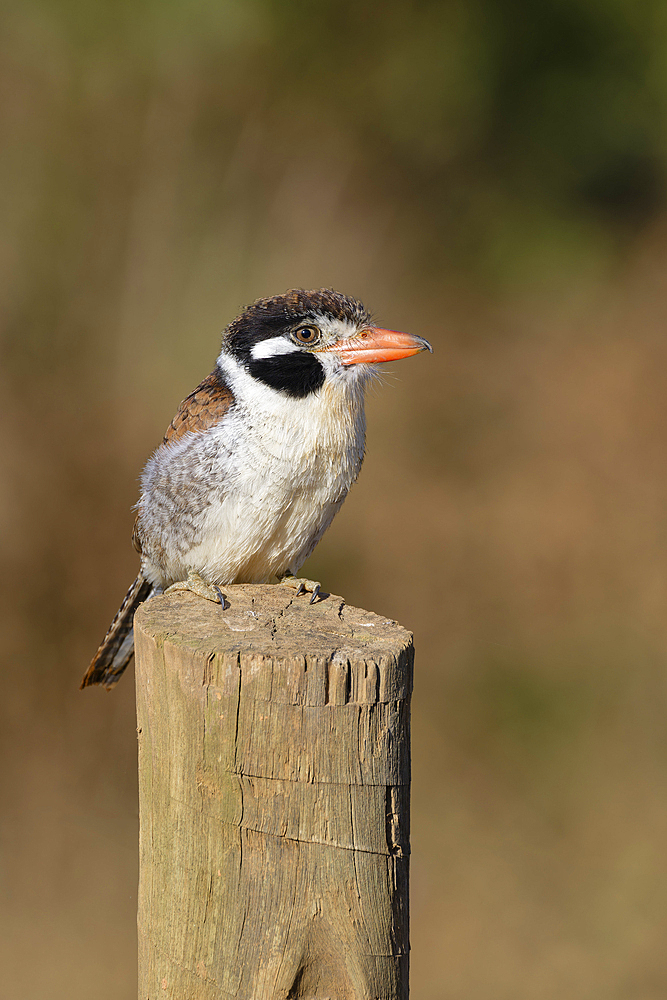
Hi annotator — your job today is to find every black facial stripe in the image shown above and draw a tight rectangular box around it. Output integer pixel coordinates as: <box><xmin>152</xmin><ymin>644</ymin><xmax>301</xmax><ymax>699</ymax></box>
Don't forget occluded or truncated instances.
<box><xmin>248</xmin><ymin>352</ymin><xmax>326</xmax><ymax>398</ymax></box>
<box><xmin>228</xmin><ymin>315</ymin><xmax>304</xmax><ymax>364</ymax></box>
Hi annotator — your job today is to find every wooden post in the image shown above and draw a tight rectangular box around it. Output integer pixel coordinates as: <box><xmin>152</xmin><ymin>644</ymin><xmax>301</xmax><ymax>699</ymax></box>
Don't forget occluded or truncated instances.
<box><xmin>134</xmin><ymin>584</ymin><xmax>413</xmax><ymax>1000</ymax></box>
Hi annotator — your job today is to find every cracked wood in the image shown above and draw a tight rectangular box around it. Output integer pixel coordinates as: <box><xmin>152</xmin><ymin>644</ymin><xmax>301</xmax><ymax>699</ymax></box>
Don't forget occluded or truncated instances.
<box><xmin>135</xmin><ymin>584</ymin><xmax>412</xmax><ymax>1000</ymax></box>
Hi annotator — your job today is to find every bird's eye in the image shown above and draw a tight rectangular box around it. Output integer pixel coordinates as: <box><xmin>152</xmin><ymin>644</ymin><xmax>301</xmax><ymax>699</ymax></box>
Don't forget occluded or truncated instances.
<box><xmin>292</xmin><ymin>326</ymin><xmax>320</xmax><ymax>346</ymax></box>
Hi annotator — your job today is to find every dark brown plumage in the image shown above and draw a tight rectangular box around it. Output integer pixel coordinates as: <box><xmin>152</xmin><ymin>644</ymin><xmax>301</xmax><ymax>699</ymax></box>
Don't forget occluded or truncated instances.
<box><xmin>162</xmin><ymin>369</ymin><xmax>235</xmax><ymax>445</ymax></box>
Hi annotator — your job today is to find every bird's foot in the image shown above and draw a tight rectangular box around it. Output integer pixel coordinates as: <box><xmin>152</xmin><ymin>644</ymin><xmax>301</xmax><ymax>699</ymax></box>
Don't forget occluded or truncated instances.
<box><xmin>165</xmin><ymin>571</ymin><xmax>227</xmax><ymax>607</ymax></box>
<box><xmin>279</xmin><ymin>573</ymin><xmax>325</xmax><ymax>605</ymax></box>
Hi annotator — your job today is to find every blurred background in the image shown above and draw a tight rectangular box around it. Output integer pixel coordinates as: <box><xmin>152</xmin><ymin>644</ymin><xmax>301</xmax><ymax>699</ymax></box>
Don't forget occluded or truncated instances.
<box><xmin>2</xmin><ymin>0</ymin><xmax>667</xmax><ymax>996</ymax></box>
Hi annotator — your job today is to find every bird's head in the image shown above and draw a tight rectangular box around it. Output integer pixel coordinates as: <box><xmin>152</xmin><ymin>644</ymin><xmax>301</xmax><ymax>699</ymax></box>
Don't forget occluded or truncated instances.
<box><xmin>220</xmin><ymin>288</ymin><xmax>431</xmax><ymax>399</ymax></box>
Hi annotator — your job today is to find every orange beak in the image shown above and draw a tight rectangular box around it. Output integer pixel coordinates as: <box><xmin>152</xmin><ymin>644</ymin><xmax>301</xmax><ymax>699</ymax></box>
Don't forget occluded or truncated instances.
<box><xmin>322</xmin><ymin>328</ymin><xmax>433</xmax><ymax>366</ymax></box>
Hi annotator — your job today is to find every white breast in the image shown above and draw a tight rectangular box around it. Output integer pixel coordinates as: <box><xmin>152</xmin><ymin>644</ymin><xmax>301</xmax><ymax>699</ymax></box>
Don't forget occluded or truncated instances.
<box><xmin>139</xmin><ymin>360</ymin><xmax>367</xmax><ymax>587</ymax></box>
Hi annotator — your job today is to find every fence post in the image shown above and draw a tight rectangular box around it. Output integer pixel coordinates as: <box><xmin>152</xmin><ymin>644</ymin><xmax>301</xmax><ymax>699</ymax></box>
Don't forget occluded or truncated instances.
<box><xmin>134</xmin><ymin>584</ymin><xmax>413</xmax><ymax>999</ymax></box>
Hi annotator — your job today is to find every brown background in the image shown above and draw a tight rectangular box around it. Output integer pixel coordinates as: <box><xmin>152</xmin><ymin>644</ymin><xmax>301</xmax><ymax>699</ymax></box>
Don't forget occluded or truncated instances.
<box><xmin>2</xmin><ymin>1</ymin><xmax>667</xmax><ymax>997</ymax></box>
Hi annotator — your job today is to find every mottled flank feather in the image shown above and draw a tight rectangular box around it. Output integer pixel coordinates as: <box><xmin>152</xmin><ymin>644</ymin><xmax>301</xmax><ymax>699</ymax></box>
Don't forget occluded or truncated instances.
<box><xmin>132</xmin><ymin>514</ymin><xmax>142</xmax><ymax>553</ymax></box>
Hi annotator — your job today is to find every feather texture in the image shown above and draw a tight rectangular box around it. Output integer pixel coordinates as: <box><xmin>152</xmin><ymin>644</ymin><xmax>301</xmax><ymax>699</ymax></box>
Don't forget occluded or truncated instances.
<box><xmin>81</xmin><ymin>574</ymin><xmax>155</xmax><ymax>689</ymax></box>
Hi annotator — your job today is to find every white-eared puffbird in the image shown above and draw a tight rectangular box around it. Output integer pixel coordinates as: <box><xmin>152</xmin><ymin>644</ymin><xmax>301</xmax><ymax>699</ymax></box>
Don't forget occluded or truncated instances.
<box><xmin>82</xmin><ymin>288</ymin><xmax>431</xmax><ymax>688</ymax></box>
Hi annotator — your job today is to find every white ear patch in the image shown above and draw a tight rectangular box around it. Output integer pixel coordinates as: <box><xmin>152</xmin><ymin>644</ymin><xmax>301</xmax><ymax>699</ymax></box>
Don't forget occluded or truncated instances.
<box><xmin>251</xmin><ymin>337</ymin><xmax>301</xmax><ymax>360</ymax></box>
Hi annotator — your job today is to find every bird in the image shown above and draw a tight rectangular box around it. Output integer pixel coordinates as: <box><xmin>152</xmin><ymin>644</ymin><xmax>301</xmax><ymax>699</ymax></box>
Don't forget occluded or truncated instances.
<box><xmin>81</xmin><ymin>288</ymin><xmax>431</xmax><ymax>689</ymax></box>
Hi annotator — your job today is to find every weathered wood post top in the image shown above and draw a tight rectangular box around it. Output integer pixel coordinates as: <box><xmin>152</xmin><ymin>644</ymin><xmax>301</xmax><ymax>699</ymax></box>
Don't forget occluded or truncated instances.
<box><xmin>135</xmin><ymin>584</ymin><xmax>413</xmax><ymax>1000</ymax></box>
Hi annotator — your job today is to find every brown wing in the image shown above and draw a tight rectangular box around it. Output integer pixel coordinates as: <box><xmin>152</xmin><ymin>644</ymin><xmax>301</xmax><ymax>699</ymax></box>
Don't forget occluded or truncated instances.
<box><xmin>162</xmin><ymin>368</ymin><xmax>235</xmax><ymax>445</ymax></box>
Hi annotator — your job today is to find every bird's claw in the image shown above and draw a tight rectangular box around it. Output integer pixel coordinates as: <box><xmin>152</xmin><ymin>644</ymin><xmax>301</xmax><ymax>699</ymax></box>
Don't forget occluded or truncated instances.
<box><xmin>213</xmin><ymin>585</ymin><xmax>228</xmax><ymax>609</ymax></box>
<box><xmin>280</xmin><ymin>574</ymin><xmax>326</xmax><ymax>603</ymax></box>
<box><xmin>165</xmin><ymin>571</ymin><xmax>227</xmax><ymax>607</ymax></box>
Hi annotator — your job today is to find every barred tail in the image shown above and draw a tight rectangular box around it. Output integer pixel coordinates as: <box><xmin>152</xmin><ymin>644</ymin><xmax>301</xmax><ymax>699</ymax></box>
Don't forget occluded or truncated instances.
<box><xmin>81</xmin><ymin>574</ymin><xmax>155</xmax><ymax>690</ymax></box>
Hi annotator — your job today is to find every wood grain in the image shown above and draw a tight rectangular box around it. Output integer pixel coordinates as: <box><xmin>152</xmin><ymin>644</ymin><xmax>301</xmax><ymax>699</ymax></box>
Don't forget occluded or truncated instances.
<box><xmin>135</xmin><ymin>584</ymin><xmax>413</xmax><ymax>1000</ymax></box>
